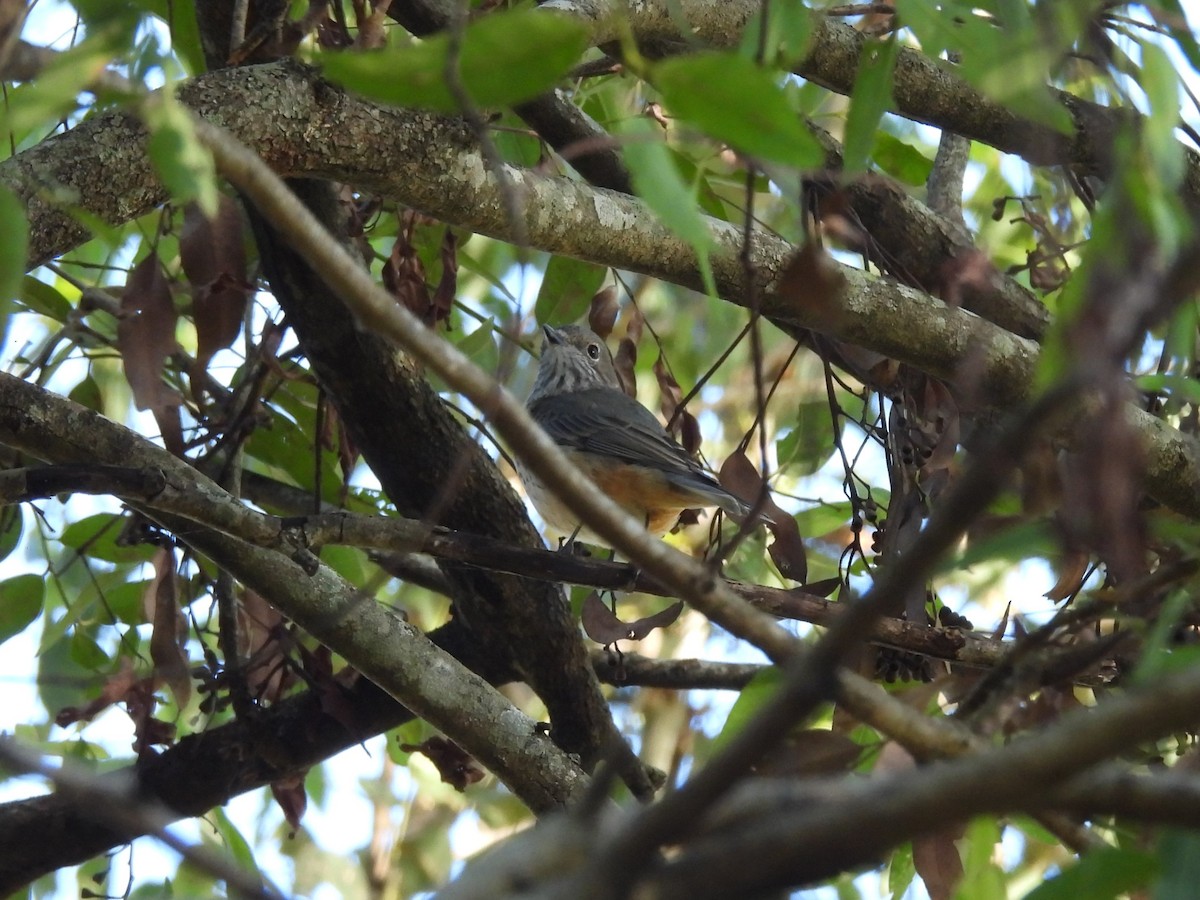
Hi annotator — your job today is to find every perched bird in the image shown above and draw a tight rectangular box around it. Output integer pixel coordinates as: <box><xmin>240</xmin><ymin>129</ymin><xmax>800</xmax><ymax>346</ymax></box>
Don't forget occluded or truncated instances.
<box><xmin>520</xmin><ymin>323</ymin><xmax>750</xmax><ymax>544</ymax></box>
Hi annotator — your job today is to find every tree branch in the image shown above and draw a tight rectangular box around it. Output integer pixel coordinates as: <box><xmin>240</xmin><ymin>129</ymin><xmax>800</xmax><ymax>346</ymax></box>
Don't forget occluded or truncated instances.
<box><xmin>8</xmin><ymin>62</ymin><xmax>1200</xmax><ymax>520</ymax></box>
<box><xmin>0</xmin><ymin>374</ymin><xmax>589</xmax><ymax>817</ymax></box>
<box><xmin>2</xmin><ymin>459</ymin><xmax>1089</xmax><ymax>676</ymax></box>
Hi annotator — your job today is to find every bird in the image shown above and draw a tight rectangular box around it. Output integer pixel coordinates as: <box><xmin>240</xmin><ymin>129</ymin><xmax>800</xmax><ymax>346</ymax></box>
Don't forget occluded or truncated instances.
<box><xmin>519</xmin><ymin>323</ymin><xmax>751</xmax><ymax>545</ymax></box>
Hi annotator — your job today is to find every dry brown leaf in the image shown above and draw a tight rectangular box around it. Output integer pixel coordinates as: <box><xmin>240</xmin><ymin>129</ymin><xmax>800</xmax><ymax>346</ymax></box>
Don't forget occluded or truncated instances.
<box><xmin>581</xmin><ymin>592</ymin><xmax>684</xmax><ymax>645</ymax></box>
<box><xmin>239</xmin><ymin>589</ymin><xmax>294</xmax><ymax>704</ymax></box>
<box><xmin>146</xmin><ymin>546</ymin><xmax>191</xmax><ymax>709</ymax></box>
<box><xmin>383</xmin><ymin>216</ymin><xmax>432</xmax><ymax>324</ymax></box>
<box><xmin>1045</xmin><ymin>549</ymin><xmax>1091</xmax><ymax>601</ymax></box>
<box><xmin>755</xmin><ymin>729</ymin><xmax>864</xmax><ymax>778</ymax></box>
<box><xmin>271</xmin><ymin>773</ymin><xmax>308</xmax><ymax>837</ymax></box>
<box><xmin>718</xmin><ymin>451</ymin><xmax>808</xmax><ymax>582</ymax></box>
<box><xmin>118</xmin><ymin>251</ymin><xmax>180</xmax><ymax>412</ymax></box>
<box><xmin>180</xmin><ymin>197</ymin><xmax>249</xmax><ymax>369</ymax></box>
<box><xmin>614</xmin><ymin>337</ymin><xmax>638</xmax><ymax>398</ymax></box>
<box><xmin>654</xmin><ymin>355</ymin><xmax>683</xmax><ymax>431</ymax></box>
<box><xmin>400</xmin><ymin>737</ymin><xmax>486</xmax><ymax>791</ymax></box>
<box><xmin>430</xmin><ymin>229</ymin><xmax>458</xmax><ymax>328</ymax></box>
<box><xmin>54</xmin><ymin>658</ymin><xmax>141</xmax><ymax>727</ymax></box>
<box><xmin>588</xmin><ymin>285</ymin><xmax>619</xmax><ymax>338</ymax></box>
<box><xmin>776</xmin><ymin>243</ymin><xmax>847</xmax><ymax>327</ymax></box>
<box><xmin>913</xmin><ymin>826</ymin><xmax>965</xmax><ymax>900</ymax></box>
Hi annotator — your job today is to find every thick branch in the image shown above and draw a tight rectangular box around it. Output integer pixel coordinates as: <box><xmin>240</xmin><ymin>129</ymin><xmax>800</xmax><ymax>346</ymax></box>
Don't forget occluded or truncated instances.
<box><xmin>545</xmin><ymin>0</ymin><xmax>1200</xmax><ymax>198</ymax></box>
<box><xmin>0</xmin><ymin>374</ymin><xmax>588</xmax><ymax>817</ymax></box>
<box><xmin>440</xmin><ymin>663</ymin><xmax>1200</xmax><ymax>899</ymax></box>
<box><xmin>1</xmin><ymin>460</ymin><xmax>1055</xmax><ymax>673</ymax></box>
<box><xmin>7</xmin><ymin>62</ymin><xmax>1200</xmax><ymax>519</ymax></box>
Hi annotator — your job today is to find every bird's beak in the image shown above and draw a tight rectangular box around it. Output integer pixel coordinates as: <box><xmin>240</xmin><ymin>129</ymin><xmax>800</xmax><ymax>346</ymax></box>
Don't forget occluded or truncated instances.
<box><xmin>542</xmin><ymin>324</ymin><xmax>563</xmax><ymax>346</ymax></box>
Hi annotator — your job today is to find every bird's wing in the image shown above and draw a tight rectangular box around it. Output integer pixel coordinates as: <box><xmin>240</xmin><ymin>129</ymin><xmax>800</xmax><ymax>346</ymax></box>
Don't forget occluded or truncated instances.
<box><xmin>529</xmin><ymin>389</ymin><xmax>748</xmax><ymax>514</ymax></box>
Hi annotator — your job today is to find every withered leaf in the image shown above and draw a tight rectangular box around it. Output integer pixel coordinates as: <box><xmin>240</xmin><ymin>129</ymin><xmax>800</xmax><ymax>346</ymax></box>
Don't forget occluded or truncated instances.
<box><xmin>754</xmin><ymin>729</ymin><xmax>864</xmax><ymax>778</ymax></box>
<box><xmin>588</xmin><ymin>285</ymin><xmax>619</xmax><ymax>338</ymax></box>
<box><xmin>180</xmin><ymin>197</ymin><xmax>249</xmax><ymax>369</ymax></box>
<box><xmin>624</xmin><ymin>304</ymin><xmax>644</xmax><ymax>344</ymax></box>
<box><xmin>146</xmin><ymin>546</ymin><xmax>191</xmax><ymax>709</ymax></box>
<box><xmin>990</xmin><ymin>602</ymin><xmax>1011</xmax><ymax>642</ymax></box>
<box><xmin>271</xmin><ymin>774</ymin><xmax>308</xmax><ymax>837</ymax></box>
<box><xmin>239</xmin><ymin>589</ymin><xmax>293</xmax><ymax>705</ymax></box>
<box><xmin>118</xmin><ymin>251</ymin><xmax>180</xmax><ymax>413</ymax></box>
<box><xmin>803</xmin><ymin>577</ymin><xmax>842</xmax><ymax>599</ymax></box>
<box><xmin>937</xmin><ymin>249</ymin><xmax>997</xmax><ymax>311</ymax></box>
<box><xmin>55</xmin><ymin>658</ymin><xmax>141</xmax><ymax>727</ymax></box>
<box><xmin>718</xmin><ymin>450</ymin><xmax>807</xmax><ymax>582</ymax></box>
<box><xmin>383</xmin><ymin>220</ymin><xmax>431</xmax><ymax>324</ymax></box>
<box><xmin>431</xmin><ymin>229</ymin><xmax>458</xmax><ymax>327</ymax></box>
<box><xmin>400</xmin><ymin>736</ymin><xmax>485</xmax><ymax>791</ymax></box>
<box><xmin>679</xmin><ymin>410</ymin><xmax>701</xmax><ymax>455</ymax></box>
<box><xmin>614</xmin><ymin>336</ymin><xmax>638</xmax><ymax>398</ymax></box>
<box><xmin>152</xmin><ymin>404</ymin><xmax>185</xmax><ymax>457</ymax></box>
<box><xmin>654</xmin><ymin>355</ymin><xmax>684</xmax><ymax>430</ymax></box>
<box><xmin>776</xmin><ymin>242</ymin><xmax>847</xmax><ymax>326</ymax></box>
<box><xmin>1044</xmin><ymin>550</ymin><xmax>1090</xmax><ymax>602</ymax></box>
<box><xmin>581</xmin><ymin>592</ymin><xmax>684</xmax><ymax>645</ymax></box>
<box><xmin>913</xmin><ymin>827</ymin><xmax>965</xmax><ymax>900</ymax></box>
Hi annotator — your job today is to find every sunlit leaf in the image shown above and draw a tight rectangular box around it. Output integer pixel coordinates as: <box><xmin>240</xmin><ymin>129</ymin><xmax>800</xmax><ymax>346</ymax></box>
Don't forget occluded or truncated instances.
<box><xmin>842</xmin><ymin>35</ymin><xmax>897</xmax><ymax>175</ymax></box>
<box><xmin>142</xmin><ymin>89</ymin><xmax>219</xmax><ymax>217</ymax></box>
<box><xmin>711</xmin><ymin>666</ymin><xmax>782</xmax><ymax>754</ymax></box>
<box><xmin>319</xmin><ymin>9</ymin><xmax>588</xmax><ymax>112</ymax></box>
<box><xmin>872</xmin><ymin>130</ymin><xmax>934</xmax><ymax>186</ymax></box>
<box><xmin>620</xmin><ymin>117</ymin><xmax>713</xmax><ymax>250</ymax></box>
<box><xmin>18</xmin><ymin>276</ymin><xmax>74</xmax><ymax>323</ymax></box>
<box><xmin>535</xmin><ymin>256</ymin><xmax>607</xmax><ymax>326</ymax></box>
<box><xmin>0</xmin><ymin>186</ymin><xmax>29</xmax><ymax>311</ymax></box>
<box><xmin>652</xmin><ymin>52</ymin><xmax>823</xmax><ymax>168</ymax></box>
<box><xmin>0</xmin><ymin>574</ymin><xmax>43</xmax><ymax>645</ymax></box>
<box><xmin>1024</xmin><ymin>845</ymin><xmax>1156</xmax><ymax>900</ymax></box>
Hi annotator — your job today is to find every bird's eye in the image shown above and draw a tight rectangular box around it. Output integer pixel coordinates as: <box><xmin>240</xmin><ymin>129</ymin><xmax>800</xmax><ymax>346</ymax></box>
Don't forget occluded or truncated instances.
<box><xmin>586</xmin><ymin>343</ymin><xmax>601</xmax><ymax>360</ymax></box>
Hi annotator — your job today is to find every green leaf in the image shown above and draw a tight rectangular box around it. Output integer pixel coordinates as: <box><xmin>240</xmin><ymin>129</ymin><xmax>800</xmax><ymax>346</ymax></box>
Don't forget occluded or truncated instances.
<box><xmin>1153</xmin><ymin>0</ymin><xmax>1200</xmax><ymax>72</ymax></box>
<box><xmin>710</xmin><ymin>666</ymin><xmax>782</xmax><ymax>754</ymax></box>
<box><xmin>142</xmin><ymin>89</ymin><xmax>218</xmax><ymax>217</ymax></box>
<box><xmin>871</xmin><ymin>131</ymin><xmax>933</xmax><ymax>186</ymax></box>
<box><xmin>206</xmin><ymin>807</ymin><xmax>263</xmax><ymax>886</ymax></box>
<box><xmin>455</xmin><ymin>319</ymin><xmax>499</xmax><ymax>374</ymax></box>
<box><xmin>652</xmin><ymin>52</ymin><xmax>823</xmax><ymax>168</ymax></box>
<box><xmin>319</xmin><ymin>9</ymin><xmax>588</xmax><ymax>112</ymax></box>
<box><xmin>59</xmin><ymin>512</ymin><xmax>153</xmax><ymax>564</ymax></box>
<box><xmin>70</xmin><ymin>628</ymin><xmax>111</xmax><ymax>671</ymax></box>
<box><xmin>1138</xmin><ymin>41</ymin><xmax>1184</xmax><ymax>188</ymax></box>
<box><xmin>1155</xmin><ymin>830</ymin><xmax>1200</xmax><ymax>900</ymax></box>
<box><xmin>0</xmin><ymin>38</ymin><xmax>123</xmax><ymax>138</ymax></box>
<box><xmin>793</xmin><ymin>500</ymin><xmax>856</xmax><ymax>540</ymax></box>
<box><xmin>842</xmin><ymin>36</ymin><xmax>898</xmax><ymax>175</ymax></box>
<box><xmin>37</xmin><ymin>631</ymin><xmax>95</xmax><ymax>724</ymax></box>
<box><xmin>0</xmin><ymin>506</ymin><xmax>22</xmax><ymax>565</ymax></box>
<box><xmin>938</xmin><ymin>520</ymin><xmax>1054</xmax><ymax>573</ymax></box>
<box><xmin>1135</xmin><ymin>373</ymin><xmax>1200</xmax><ymax>408</ymax></box>
<box><xmin>888</xmin><ymin>843</ymin><xmax>916</xmax><ymax>898</ymax></box>
<box><xmin>956</xmin><ymin>818</ymin><xmax>1005</xmax><ymax>900</ymax></box>
<box><xmin>776</xmin><ymin>400</ymin><xmax>837</xmax><ymax>476</ymax></box>
<box><xmin>0</xmin><ymin>186</ymin><xmax>28</xmax><ymax>309</ymax></box>
<box><xmin>895</xmin><ymin>0</ymin><xmax>1071</xmax><ymax>134</ymax></box>
<box><xmin>0</xmin><ymin>573</ymin><xmax>43</xmax><ymax>645</ymax></box>
<box><xmin>1132</xmin><ymin>590</ymin><xmax>1200</xmax><ymax>684</ymax></box>
<box><xmin>535</xmin><ymin>256</ymin><xmax>607</xmax><ymax>326</ymax></box>
<box><xmin>134</xmin><ymin>0</ymin><xmax>205</xmax><ymax>75</ymax></box>
<box><xmin>69</xmin><ymin>375</ymin><xmax>105</xmax><ymax>412</ymax></box>
<box><xmin>741</xmin><ymin>1</ymin><xmax>814</xmax><ymax>67</ymax></box>
<box><xmin>620</xmin><ymin>118</ymin><xmax>713</xmax><ymax>249</ymax></box>
<box><xmin>1024</xmin><ymin>845</ymin><xmax>1156</xmax><ymax>900</ymax></box>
